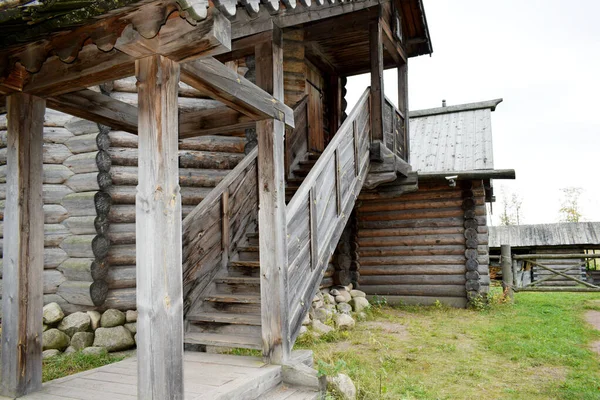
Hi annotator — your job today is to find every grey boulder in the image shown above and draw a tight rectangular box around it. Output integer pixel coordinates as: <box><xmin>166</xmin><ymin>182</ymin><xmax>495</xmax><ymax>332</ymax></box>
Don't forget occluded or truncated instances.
<box><xmin>93</xmin><ymin>326</ymin><xmax>135</xmax><ymax>352</ymax></box>
<box><xmin>70</xmin><ymin>332</ymin><xmax>95</xmax><ymax>350</ymax></box>
<box><xmin>57</xmin><ymin>312</ymin><xmax>91</xmax><ymax>337</ymax></box>
<box><xmin>43</xmin><ymin>329</ymin><xmax>70</xmax><ymax>351</ymax></box>
<box><xmin>43</xmin><ymin>302</ymin><xmax>64</xmax><ymax>325</ymax></box>
<box><xmin>101</xmin><ymin>309</ymin><xmax>126</xmax><ymax>328</ymax></box>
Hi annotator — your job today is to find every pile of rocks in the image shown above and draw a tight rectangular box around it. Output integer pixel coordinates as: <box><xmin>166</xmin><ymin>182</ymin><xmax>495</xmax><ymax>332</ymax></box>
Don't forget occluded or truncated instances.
<box><xmin>42</xmin><ymin>303</ymin><xmax>137</xmax><ymax>359</ymax></box>
<box><xmin>301</xmin><ymin>285</ymin><xmax>371</xmax><ymax>337</ymax></box>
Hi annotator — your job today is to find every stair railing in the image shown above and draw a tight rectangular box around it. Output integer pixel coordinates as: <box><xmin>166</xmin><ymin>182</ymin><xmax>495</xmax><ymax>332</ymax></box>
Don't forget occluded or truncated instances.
<box><xmin>285</xmin><ymin>88</ymin><xmax>372</xmax><ymax>343</ymax></box>
<box><xmin>182</xmin><ymin>147</ymin><xmax>259</xmax><ymax>315</ymax></box>
<box><xmin>383</xmin><ymin>96</ymin><xmax>409</xmax><ymax>162</ymax></box>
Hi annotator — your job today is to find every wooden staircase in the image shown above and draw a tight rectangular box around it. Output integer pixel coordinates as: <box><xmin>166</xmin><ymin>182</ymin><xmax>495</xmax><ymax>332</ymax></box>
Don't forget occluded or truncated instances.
<box><xmin>286</xmin><ymin>152</ymin><xmax>321</xmax><ymax>202</ymax></box>
<box><xmin>183</xmin><ymin>88</ymin><xmax>373</xmax><ymax>358</ymax></box>
<box><xmin>185</xmin><ymin>151</ymin><xmax>322</xmax><ymax>349</ymax></box>
<box><xmin>185</xmin><ymin>231</ymin><xmax>263</xmax><ymax>350</ymax></box>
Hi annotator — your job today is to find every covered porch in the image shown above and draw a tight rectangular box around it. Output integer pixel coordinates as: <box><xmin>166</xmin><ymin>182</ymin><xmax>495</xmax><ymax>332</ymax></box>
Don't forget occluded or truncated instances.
<box><xmin>0</xmin><ymin>0</ymin><xmax>431</xmax><ymax>398</ymax></box>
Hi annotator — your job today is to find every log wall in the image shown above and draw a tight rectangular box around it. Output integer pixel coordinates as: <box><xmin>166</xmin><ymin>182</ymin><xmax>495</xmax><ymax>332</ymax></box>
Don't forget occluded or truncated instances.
<box><xmin>0</xmin><ymin>36</ymin><xmax>336</xmax><ymax>314</ymax></box>
<box><xmin>356</xmin><ymin>180</ymin><xmax>490</xmax><ymax>308</ymax></box>
<box><xmin>0</xmin><ymin>109</ymin><xmax>108</xmax><ymax>314</ymax></box>
<box><xmin>0</xmin><ymin>81</ymin><xmax>247</xmax><ymax>314</ymax></box>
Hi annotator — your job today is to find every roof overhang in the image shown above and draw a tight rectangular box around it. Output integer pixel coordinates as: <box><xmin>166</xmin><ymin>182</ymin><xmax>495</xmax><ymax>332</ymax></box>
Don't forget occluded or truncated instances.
<box><xmin>410</xmin><ymin>98</ymin><xmax>503</xmax><ymax>118</ymax></box>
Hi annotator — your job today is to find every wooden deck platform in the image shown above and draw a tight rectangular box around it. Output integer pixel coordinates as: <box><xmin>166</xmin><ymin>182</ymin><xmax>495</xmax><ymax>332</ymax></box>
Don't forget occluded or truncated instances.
<box><xmin>7</xmin><ymin>352</ymin><xmax>317</xmax><ymax>400</ymax></box>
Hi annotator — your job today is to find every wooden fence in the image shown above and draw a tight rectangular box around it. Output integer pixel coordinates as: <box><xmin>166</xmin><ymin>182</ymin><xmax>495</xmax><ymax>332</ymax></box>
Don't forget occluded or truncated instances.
<box><xmin>499</xmin><ymin>245</ymin><xmax>600</xmax><ymax>293</ymax></box>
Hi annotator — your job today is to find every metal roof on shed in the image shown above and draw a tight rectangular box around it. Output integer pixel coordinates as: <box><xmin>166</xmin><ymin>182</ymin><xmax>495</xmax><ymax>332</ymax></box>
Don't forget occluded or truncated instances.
<box><xmin>489</xmin><ymin>222</ymin><xmax>600</xmax><ymax>248</ymax></box>
<box><xmin>409</xmin><ymin>99</ymin><xmax>502</xmax><ymax>173</ymax></box>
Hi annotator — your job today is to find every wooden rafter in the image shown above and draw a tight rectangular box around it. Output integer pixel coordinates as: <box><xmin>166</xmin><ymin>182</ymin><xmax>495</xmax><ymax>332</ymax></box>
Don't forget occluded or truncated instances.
<box><xmin>181</xmin><ymin>57</ymin><xmax>294</xmax><ymax>128</ymax></box>
<box><xmin>47</xmin><ymin>89</ymin><xmax>138</xmax><ymax>133</ymax></box>
<box><xmin>47</xmin><ymin>89</ymin><xmax>255</xmax><ymax>138</ymax></box>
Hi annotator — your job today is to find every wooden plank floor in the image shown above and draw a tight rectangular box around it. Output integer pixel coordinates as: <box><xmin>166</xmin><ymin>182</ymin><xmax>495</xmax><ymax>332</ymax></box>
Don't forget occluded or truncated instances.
<box><xmin>15</xmin><ymin>352</ymin><xmax>282</xmax><ymax>400</ymax></box>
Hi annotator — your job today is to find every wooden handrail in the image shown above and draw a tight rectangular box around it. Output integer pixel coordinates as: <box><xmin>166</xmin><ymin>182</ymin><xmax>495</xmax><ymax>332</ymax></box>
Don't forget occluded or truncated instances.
<box><xmin>287</xmin><ymin>88</ymin><xmax>370</xmax><ymax>219</ymax></box>
<box><xmin>284</xmin><ymin>87</ymin><xmax>372</xmax><ymax>344</ymax></box>
<box><xmin>182</xmin><ymin>147</ymin><xmax>259</xmax><ymax>313</ymax></box>
<box><xmin>383</xmin><ymin>95</ymin><xmax>408</xmax><ymax>162</ymax></box>
<box><xmin>182</xmin><ymin>147</ymin><xmax>258</xmax><ymax>228</ymax></box>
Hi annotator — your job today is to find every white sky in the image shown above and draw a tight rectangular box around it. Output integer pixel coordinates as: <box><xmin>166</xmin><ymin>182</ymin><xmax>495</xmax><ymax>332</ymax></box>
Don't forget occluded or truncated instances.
<box><xmin>345</xmin><ymin>0</ymin><xmax>600</xmax><ymax>225</ymax></box>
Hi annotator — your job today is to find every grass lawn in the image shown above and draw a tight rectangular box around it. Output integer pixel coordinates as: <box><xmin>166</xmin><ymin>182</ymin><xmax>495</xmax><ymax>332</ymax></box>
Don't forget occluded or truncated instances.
<box><xmin>296</xmin><ymin>290</ymin><xmax>600</xmax><ymax>399</ymax></box>
<box><xmin>42</xmin><ymin>352</ymin><xmax>126</xmax><ymax>382</ymax></box>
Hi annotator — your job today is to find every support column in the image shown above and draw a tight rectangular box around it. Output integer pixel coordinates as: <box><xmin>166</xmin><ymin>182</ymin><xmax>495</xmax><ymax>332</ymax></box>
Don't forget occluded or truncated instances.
<box><xmin>135</xmin><ymin>55</ymin><xmax>184</xmax><ymax>399</ymax></box>
<box><xmin>256</xmin><ymin>27</ymin><xmax>290</xmax><ymax>364</ymax></box>
<box><xmin>1</xmin><ymin>93</ymin><xmax>45</xmax><ymax>397</ymax></box>
<box><xmin>501</xmin><ymin>245</ymin><xmax>514</xmax><ymax>299</ymax></box>
<box><xmin>398</xmin><ymin>62</ymin><xmax>409</xmax><ymax>162</ymax></box>
<box><xmin>370</xmin><ymin>17</ymin><xmax>385</xmax><ymax>143</ymax></box>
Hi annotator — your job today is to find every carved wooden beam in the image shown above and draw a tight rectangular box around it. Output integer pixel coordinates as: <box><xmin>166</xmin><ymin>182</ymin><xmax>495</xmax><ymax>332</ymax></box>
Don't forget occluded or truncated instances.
<box><xmin>114</xmin><ymin>8</ymin><xmax>231</xmax><ymax>62</ymax></box>
<box><xmin>47</xmin><ymin>89</ymin><xmax>255</xmax><ymax>138</ymax></box>
<box><xmin>24</xmin><ymin>48</ymin><xmax>136</xmax><ymax>97</ymax></box>
<box><xmin>181</xmin><ymin>57</ymin><xmax>294</xmax><ymax>128</ymax></box>
<box><xmin>46</xmin><ymin>89</ymin><xmax>138</xmax><ymax>133</ymax></box>
<box><xmin>179</xmin><ymin>106</ymin><xmax>254</xmax><ymax>138</ymax></box>
<box><xmin>20</xmin><ymin>9</ymin><xmax>230</xmax><ymax>98</ymax></box>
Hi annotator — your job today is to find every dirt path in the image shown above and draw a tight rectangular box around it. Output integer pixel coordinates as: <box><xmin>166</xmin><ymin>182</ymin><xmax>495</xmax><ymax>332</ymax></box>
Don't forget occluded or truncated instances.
<box><xmin>585</xmin><ymin>310</ymin><xmax>600</xmax><ymax>356</ymax></box>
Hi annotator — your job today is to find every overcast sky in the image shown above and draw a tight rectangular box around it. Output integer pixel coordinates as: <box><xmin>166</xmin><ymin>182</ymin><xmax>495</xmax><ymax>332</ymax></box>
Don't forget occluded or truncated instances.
<box><xmin>346</xmin><ymin>0</ymin><xmax>600</xmax><ymax>225</ymax></box>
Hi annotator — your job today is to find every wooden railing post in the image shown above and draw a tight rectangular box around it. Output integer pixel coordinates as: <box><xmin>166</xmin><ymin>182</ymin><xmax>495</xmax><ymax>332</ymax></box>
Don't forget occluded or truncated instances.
<box><xmin>256</xmin><ymin>26</ymin><xmax>290</xmax><ymax>364</ymax></box>
<box><xmin>369</xmin><ymin>15</ymin><xmax>384</xmax><ymax>144</ymax></box>
<box><xmin>397</xmin><ymin>62</ymin><xmax>409</xmax><ymax>162</ymax></box>
<box><xmin>501</xmin><ymin>245</ymin><xmax>514</xmax><ymax>299</ymax></box>
<box><xmin>135</xmin><ymin>55</ymin><xmax>184</xmax><ymax>399</ymax></box>
<box><xmin>1</xmin><ymin>93</ymin><xmax>45</xmax><ymax>398</ymax></box>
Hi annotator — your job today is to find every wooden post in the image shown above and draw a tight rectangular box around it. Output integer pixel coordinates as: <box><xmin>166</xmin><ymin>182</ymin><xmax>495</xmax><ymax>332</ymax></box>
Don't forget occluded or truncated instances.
<box><xmin>135</xmin><ymin>55</ymin><xmax>184</xmax><ymax>399</ymax></box>
<box><xmin>330</xmin><ymin>74</ymin><xmax>342</xmax><ymax>135</ymax></box>
<box><xmin>1</xmin><ymin>93</ymin><xmax>45</xmax><ymax>398</ymax></box>
<box><xmin>369</xmin><ymin>16</ymin><xmax>384</xmax><ymax>143</ymax></box>
<box><xmin>255</xmin><ymin>27</ymin><xmax>290</xmax><ymax>364</ymax></box>
<box><xmin>501</xmin><ymin>245</ymin><xmax>514</xmax><ymax>299</ymax></box>
<box><xmin>397</xmin><ymin>62</ymin><xmax>409</xmax><ymax>162</ymax></box>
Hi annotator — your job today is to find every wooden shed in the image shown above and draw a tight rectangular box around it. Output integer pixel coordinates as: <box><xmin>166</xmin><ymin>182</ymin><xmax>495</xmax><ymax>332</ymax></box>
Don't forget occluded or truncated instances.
<box><xmin>489</xmin><ymin>223</ymin><xmax>600</xmax><ymax>287</ymax></box>
<box><xmin>356</xmin><ymin>99</ymin><xmax>515</xmax><ymax>307</ymax></box>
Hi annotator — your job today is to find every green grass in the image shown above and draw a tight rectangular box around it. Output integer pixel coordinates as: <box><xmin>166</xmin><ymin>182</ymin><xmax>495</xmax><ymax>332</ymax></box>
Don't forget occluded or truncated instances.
<box><xmin>42</xmin><ymin>352</ymin><xmax>126</xmax><ymax>382</ymax></box>
<box><xmin>296</xmin><ymin>290</ymin><xmax>600</xmax><ymax>399</ymax></box>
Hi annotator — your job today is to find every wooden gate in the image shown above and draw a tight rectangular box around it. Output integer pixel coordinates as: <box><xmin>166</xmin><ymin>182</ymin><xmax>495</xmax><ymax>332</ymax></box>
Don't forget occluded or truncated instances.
<box><xmin>509</xmin><ymin>252</ymin><xmax>600</xmax><ymax>292</ymax></box>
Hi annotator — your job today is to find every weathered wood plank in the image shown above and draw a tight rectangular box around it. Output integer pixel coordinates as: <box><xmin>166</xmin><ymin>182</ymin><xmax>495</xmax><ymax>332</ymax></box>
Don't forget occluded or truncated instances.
<box><xmin>135</xmin><ymin>55</ymin><xmax>183</xmax><ymax>400</ymax></box>
<box><xmin>1</xmin><ymin>93</ymin><xmax>45</xmax><ymax>397</ymax></box>
<box><xmin>369</xmin><ymin>15</ymin><xmax>385</xmax><ymax>142</ymax></box>
<box><xmin>47</xmin><ymin>89</ymin><xmax>137</xmax><ymax>133</ymax></box>
<box><xmin>256</xmin><ymin>26</ymin><xmax>290</xmax><ymax>364</ymax></box>
<box><xmin>180</xmin><ymin>57</ymin><xmax>294</xmax><ymax>128</ymax></box>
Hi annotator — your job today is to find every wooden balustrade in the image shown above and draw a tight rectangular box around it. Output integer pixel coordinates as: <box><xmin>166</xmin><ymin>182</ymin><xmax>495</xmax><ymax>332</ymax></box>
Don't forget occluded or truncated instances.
<box><xmin>285</xmin><ymin>95</ymin><xmax>309</xmax><ymax>178</ymax></box>
<box><xmin>285</xmin><ymin>88</ymin><xmax>372</xmax><ymax>343</ymax></box>
<box><xmin>384</xmin><ymin>96</ymin><xmax>408</xmax><ymax>162</ymax></box>
<box><xmin>181</xmin><ymin>148</ymin><xmax>259</xmax><ymax>314</ymax></box>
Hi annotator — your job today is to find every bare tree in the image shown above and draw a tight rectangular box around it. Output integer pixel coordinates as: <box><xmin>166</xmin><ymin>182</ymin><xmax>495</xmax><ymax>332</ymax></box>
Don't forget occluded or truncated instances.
<box><xmin>559</xmin><ymin>187</ymin><xmax>584</xmax><ymax>222</ymax></box>
<box><xmin>497</xmin><ymin>187</ymin><xmax>524</xmax><ymax>226</ymax></box>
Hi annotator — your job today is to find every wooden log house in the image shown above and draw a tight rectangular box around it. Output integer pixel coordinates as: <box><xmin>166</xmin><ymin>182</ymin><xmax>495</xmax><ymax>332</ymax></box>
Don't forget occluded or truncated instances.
<box><xmin>0</xmin><ymin>0</ymin><xmax>436</xmax><ymax>397</ymax></box>
<box><xmin>356</xmin><ymin>99</ymin><xmax>515</xmax><ymax>307</ymax></box>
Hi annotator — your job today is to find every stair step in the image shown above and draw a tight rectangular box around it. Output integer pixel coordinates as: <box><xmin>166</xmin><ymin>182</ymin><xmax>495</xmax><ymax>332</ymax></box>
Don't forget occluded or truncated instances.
<box><xmin>187</xmin><ymin>312</ymin><xmax>261</xmax><ymax>325</ymax></box>
<box><xmin>238</xmin><ymin>245</ymin><xmax>259</xmax><ymax>253</ymax></box>
<box><xmin>215</xmin><ymin>276</ymin><xmax>260</xmax><ymax>285</ymax></box>
<box><xmin>204</xmin><ymin>294</ymin><xmax>261</xmax><ymax>304</ymax></box>
<box><xmin>184</xmin><ymin>332</ymin><xmax>262</xmax><ymax>350</ymax></box>
<box><xmin>229</xmin><ymin>261</ymin><xmax>260</xmax><ymax>269</ymax></box>
<box><xmin>261</xmin><ymin>385</ymin><xmax>320</xmax><ymax>400</ymax></box>
<box><xmin>298</xmin><ymin>160</ymin><xmax>318</xmax><ymax>167</ymax></box>
<box><xmin>307</xmin><ymin>152</ymin><xmax>322</xmax><ymax>160</ymax></box>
